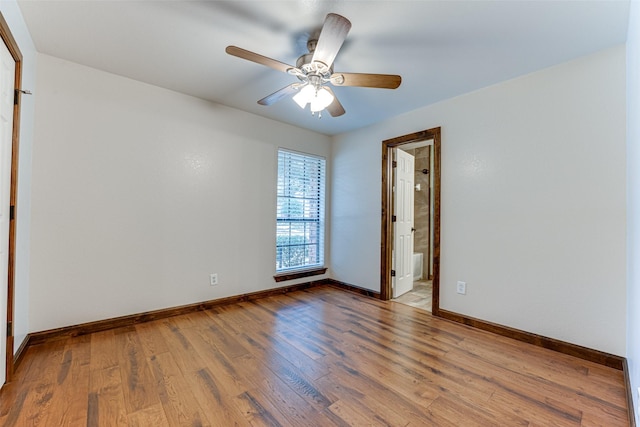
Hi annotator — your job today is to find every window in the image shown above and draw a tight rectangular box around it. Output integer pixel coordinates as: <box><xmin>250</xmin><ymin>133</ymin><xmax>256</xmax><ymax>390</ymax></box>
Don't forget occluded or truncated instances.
<box><xmin>276</xmin><ymin>149</ymin><xmax>325</xmax><ymax>272</ymax></box>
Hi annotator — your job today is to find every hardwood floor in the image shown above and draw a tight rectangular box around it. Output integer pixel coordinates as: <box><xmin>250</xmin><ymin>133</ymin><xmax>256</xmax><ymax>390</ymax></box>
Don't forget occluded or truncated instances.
<box><xmin>0</xmin><ymin>285</ymin><xmax>630</xmax><ymax>426</ymax></box>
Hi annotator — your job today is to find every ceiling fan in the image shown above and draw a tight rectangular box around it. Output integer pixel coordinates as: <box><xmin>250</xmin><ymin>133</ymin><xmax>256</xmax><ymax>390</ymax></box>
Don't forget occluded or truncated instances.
<box><xmin>225</xmin><ymin>13</ymin><xmax>402</xmax><ymax>118</ymax></box>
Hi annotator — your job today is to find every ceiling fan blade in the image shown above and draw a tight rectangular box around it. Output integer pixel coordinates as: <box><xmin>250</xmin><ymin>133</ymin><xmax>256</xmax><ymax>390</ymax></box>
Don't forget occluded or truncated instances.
<box><xmin>257</xmin><ymin>84</ymin><xmax>299</xmax><ymax>106</ymax></box>
<box><xmin>311</xmin><ymin>13</ymin><xmax>351</xmax><ymax>68</ymax></box>
<box><xmin>226</xmin><ymin>46</ymin><xmax>294</xmax><ymax>74</ymax></box>
<box><xmin>331</xmin><ymin>73</ymin><xmax>402</xmax><ymax>89</ymax></box>
<box><xmin>324</xmin><ymin>87</ymin><xmax>345</xmax><ymax>117</ymax></box>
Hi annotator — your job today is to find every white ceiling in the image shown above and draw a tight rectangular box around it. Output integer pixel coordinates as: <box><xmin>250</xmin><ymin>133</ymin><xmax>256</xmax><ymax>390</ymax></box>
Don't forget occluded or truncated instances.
<box><xmin>17</xmin><ymin>1</ymin><xmax>629</xmax><ymax>136</ymax></box>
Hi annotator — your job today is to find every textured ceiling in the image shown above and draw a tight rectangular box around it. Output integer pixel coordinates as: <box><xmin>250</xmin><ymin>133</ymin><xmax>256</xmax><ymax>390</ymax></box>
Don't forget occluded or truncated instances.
<box><xmin>18</xmin><ymin>0</ymin><xmax>630</xmax><ymax>135</ymax></box>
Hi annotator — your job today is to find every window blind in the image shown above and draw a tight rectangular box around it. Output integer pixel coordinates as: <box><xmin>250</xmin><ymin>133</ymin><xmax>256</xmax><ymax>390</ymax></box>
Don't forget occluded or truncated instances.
<box><xmin>276</xmin><ymin>149</ymin><xmax>326</xmax><ymax>272</ymax></box>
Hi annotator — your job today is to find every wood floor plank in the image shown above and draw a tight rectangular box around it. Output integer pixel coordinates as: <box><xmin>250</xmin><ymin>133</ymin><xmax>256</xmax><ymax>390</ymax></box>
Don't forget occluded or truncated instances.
<box><xmin>114</xmin><ymin>326</ymin><xmax>160</xmax><ymax>414</ymax></box>
<box><xmin>88</xmin><ymin>366</ymin><xmax>128</xmax><ymax>426</ymax></box>
<box><xmin>164</xmin><ymin>310</ymin><xmax>210</xmax><ymax>331</ymax></box>
<box><xmin>90</xmin><ymin>330</ymin><xmax>119</xmax><ymax>372</ymax></box>
<box><xmin>41</xmin><ymin>335</ymin><xmax>92</xmax><ymax>426</ymax></box>
<box><xmin>15</xmin><ymin>341</ymin><xmax>68</xmax><ymax>426</ymax></box>
<box><xmin>447</xmin><ymin>346</ymin><xmax>627</xmax><ymax>424</ymax></box>
<box><xmin>0</xmin><ymin>343</ymin><xmax>37</xmax><ymax>421</ymax></box>
<box><xmin>232</xmin><ymin>331</ymin><xmax>333</xmax><ymax>411</ymax></box>
<box><xmin>231</xmin><ymin>302</ymin><xmax>328</xmax><ymax>379</ymax></box>
<box><xmin>194</xmin><ymin>313</ymin><xmax>250</xmax><ymax>359</ymax></box>
<box><xmin>235</xmin><ymin>353</ymin><xmax>328</xmax><ymax>426</ymax></box>
<box><xmin>340</xmin><ymin>305</ymin><xmax>591</xmax><ymax>425</ymax></box>
<box><xmin>245</xmin><ymin>300</ymin><xmax>331</xmax><ymax>361</ymax></box>
<box><xmin>320</xmin><ymin>357</ymin><xmax>437</xmax><ymax>423</ymax></box>
<box><xmin>135</xmin><ymin>320</ymin><xmax>170</xmax><ymax>360</ymax></box>
<box><xmin>210</xmin><ymin>303</ymin><xmax>257</xmax><ymax>325</ymax></box>
<box><xmin>326</xmin><ymin>398</ymin><xmax>389</xmax><ymax>426</ymax></box>
<box><xmin>179</xmin><ymin>327</ymin><xmax>249</xmax><ymax>398</ymax></box>
<box><xmin>250</xmin><ymin>298</ymin><xmax>354</xmax><ymax>364</ymax></box>
<box><xmin>236</xmin><ymin>324</ymin><xmax>329</xmax><ymax>381</ymax></box>
<box><xmin>457</xmin><ymin>332</ymin><xmax>626</xmax><ymax>402</ymax></box>
<box><xmin>148</xmin><ymin>351</ymin><xmax>209</xmax><ymax>427</ymax></box>
<box><xmin>127</xmin><ymin>404</ymin><xmax>170</xmax><ymax>427</ymax></box>
<box><xmin>341</xmin><ymin>315</ymin><xmax>495</xmax><ymax>406</ymax></box>
<box><xmin>234</xmin><ymin>390</ymin><xmax>290</xmax><ymax>427</ymax></box>
<box><xmin>315</xmin><ymin>374</ymin><xmax>411</xmax><ymax>426</ymax></box>
<box><xmin>426</xmin><ymin>395</ymin><xmax>519</xmax><ymax>427</ymax></box>
<box><xmin>0</xmin><ymin>285</ymin><xmax>630</xmax><ymax>426</ymax></box>
<box><xmin>157</xmin><ymin>319</ymin><xmax>210</xmax><ymax>376</ymax></box>
<box><xmin>0</xmin><ymin>386</ymin><xmax>27</xmax><ymax>426</ymax></box>
<box><xmin>182</xmin><ymin>367</ymin><xmax>251</xmax><ymax>427</ymax></box>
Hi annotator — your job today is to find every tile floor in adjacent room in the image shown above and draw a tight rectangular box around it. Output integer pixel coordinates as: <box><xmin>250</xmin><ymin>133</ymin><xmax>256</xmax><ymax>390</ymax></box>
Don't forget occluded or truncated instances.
<box><xmin>393</xmin><ymin>279</ymin><xmax>432</xmax><ymax>312</ymax></box>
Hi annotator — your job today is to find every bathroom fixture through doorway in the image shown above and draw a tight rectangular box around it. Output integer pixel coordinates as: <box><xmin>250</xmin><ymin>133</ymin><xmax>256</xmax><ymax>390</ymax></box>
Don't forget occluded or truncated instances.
<box><xmin>380</xmin><ymin>127</ymin><xmax>441</xmax><ymax>315</ymax></box>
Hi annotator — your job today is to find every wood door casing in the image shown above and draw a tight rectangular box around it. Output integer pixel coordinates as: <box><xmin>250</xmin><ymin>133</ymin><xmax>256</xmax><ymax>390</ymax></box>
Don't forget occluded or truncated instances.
<box><xmin>381</xmin><ymin>127</ymin><xmax>441</xmax><ymax>314</ymax></box>
<box><xmin>0</xmin><ymin>12</ymin><xmax>23</xmax><ymax>384</ymax></box>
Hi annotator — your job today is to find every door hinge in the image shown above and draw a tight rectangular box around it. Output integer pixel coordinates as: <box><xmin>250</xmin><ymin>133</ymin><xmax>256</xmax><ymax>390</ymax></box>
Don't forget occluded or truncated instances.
<box><xmin>390</xmin><ymin>270</ymin><xmax>396</xmax><ymax>277</ymax></box>
<box><xmin>391</xmin><ymin>215</ymin><xmax>396</xmax><ymax>222</ymax></box>
<box><xmin>9</xmin><ymin>205</ymin><xmax>15</xmax><ymax>220</ymax></box>
<box><xmin>392</xmin><ymin>160</ymin><xmax>397</xmax><ymax>168</ymax></box>
<box><xmin>6</xmin><ymin>321</ymin><xmax>11</xmax><ymax>337</ymax></box>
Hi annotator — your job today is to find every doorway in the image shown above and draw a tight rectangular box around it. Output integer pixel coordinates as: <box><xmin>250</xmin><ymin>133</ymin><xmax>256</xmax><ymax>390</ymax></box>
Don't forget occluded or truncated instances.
<box><xmin>380</xmin><ymin>127</ymin><xmax>441</xmax><ymax>315</ymax></box>
<box><xmin>0</xmin><ymin>12</ymin><xmax>23</xmax><ymax>385</ymax></box>
<box><xmin>393</xmin><ymin>142</ymin><xmax>433</xmax><ymax>311</ymax></box>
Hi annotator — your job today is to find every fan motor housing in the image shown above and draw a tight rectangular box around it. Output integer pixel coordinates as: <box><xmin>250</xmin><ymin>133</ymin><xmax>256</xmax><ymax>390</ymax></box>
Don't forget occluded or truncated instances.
<box><xmin>296</xmin><ymin>53</ymin><xmax>314</xmax><ymax>69</ymax></box>
<box><xmin>296</xmin><ymin>52</ymin><xmax>333</xmax><ymax>81</ymax></box>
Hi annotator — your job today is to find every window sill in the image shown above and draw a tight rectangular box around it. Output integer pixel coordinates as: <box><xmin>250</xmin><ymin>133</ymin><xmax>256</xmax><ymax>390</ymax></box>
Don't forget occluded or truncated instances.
<box><xmin>273</xmin><ymin>267</ymin><xmax>327</xmax><ymax>283</ymax></box>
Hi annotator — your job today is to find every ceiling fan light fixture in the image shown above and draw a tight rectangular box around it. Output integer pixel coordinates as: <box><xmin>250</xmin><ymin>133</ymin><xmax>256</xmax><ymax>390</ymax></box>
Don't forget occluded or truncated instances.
<box><xmin>293</xmin><ymin>84</ymin><xmax>315</xmax><ymax>108</ymax></box>
<box><xmin>310</xmin><ymin>87</ymin><xmax>334</xmax><ymax>112</ymax></box>
<box><xmin>293</xmin><ymin>85</ymin><xmax>334</xmax><ymax>113</ymax></box>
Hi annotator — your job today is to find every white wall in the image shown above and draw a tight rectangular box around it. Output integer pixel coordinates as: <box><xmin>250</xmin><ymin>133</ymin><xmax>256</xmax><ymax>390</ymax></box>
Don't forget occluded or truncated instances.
<box><xmin>29</xmin><ymin>54</ymin><xmax>331</xmax><ymax>332</ymax></box>
<box><xmin>332</xmin><ymin>46</ymin><xmax>626</xmax><ymax>356</ymax></box>
<box><xmin>626</xmin><ymin>0</ymin><xmax>640</xmax><ymax>421</ymax></box>
<box><xmin>0</xmin><ymin>0</ymin><xmax>36</xmax><ymax>359</ymax></box>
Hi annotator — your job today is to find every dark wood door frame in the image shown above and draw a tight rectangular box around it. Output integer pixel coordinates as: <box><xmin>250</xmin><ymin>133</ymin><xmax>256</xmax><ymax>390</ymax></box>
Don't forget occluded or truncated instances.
<box><xmin>380</xmin><ymin>127</ymin><xmax>441</xmax><ymax>315</ymax></box>
<box><xmin>0</xmin><ymin>12</ymin><xmax>23</xmax><ymax>383</ymax></box>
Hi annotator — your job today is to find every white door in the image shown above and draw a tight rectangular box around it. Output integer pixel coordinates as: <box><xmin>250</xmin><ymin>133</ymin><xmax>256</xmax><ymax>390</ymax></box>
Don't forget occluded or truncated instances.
<box><xmin>0</xmin><ymin>39</ymin><xmax>15</xmax><ymax>385</ymax></box>
<box><xmin>393</xmin><ymin>148</ymin><xmax>414</xmax><ymax>298</ymax></box>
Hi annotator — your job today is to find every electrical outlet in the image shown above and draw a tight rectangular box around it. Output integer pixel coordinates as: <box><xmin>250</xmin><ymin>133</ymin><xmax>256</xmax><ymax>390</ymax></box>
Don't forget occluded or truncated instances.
<box><xmin>456</xmin><ymin>281</ymin><xmax>466</xmax><ymax>295</ymax></box>
<box><xmin>210</xmin><ymin>273</ymin><xmax>218</xmax><ymax>286</ymax></box>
